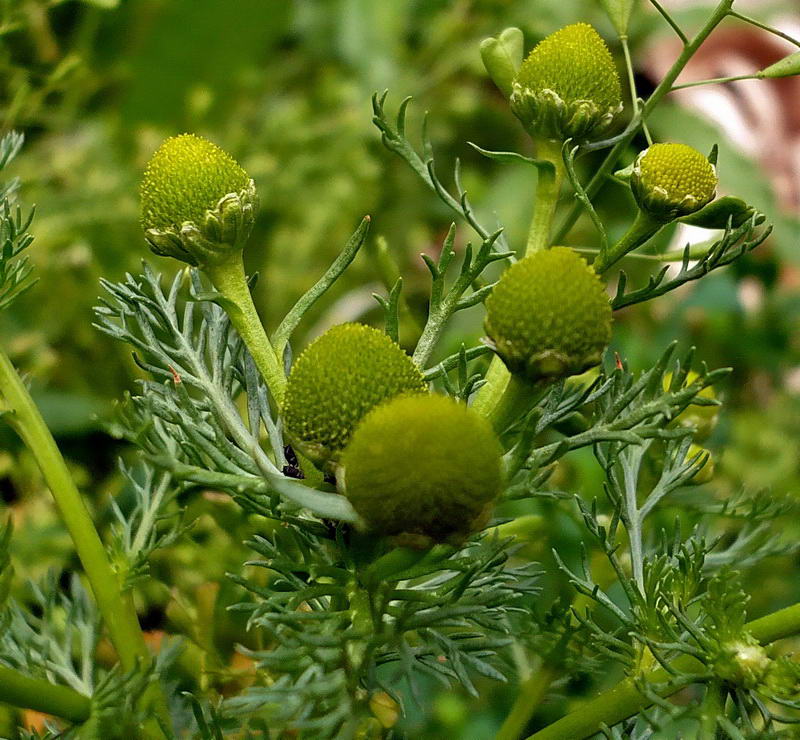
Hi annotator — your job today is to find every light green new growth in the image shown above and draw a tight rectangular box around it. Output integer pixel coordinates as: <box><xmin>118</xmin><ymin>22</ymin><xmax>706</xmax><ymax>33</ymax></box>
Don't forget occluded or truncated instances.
<box><xmin>340</xmin><ymin>394</ymin><xmax>502</xmax><ymax>541</ymax></box>
<box><xmin>632</xmin><ymin>142</ymin><xmax>717</xmax><ymax>220</ymax></box>
<box><xmin>283</xmin><ymin>323</ymin><xmax>427</xmax><ymax>464</ymax></box>
<box><xmin>140</xmin><ymin>133</ymin><xmax>250</xmax><ymax>230</ymax></box>
<box><xmin>485</xmin><ymin>247</ymin><xmax>612</xmax><ymax>381</ymax></box>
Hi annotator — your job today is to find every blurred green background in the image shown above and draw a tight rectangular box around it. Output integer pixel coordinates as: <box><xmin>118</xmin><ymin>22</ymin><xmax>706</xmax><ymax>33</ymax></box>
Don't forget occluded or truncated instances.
<box><xmin>1</xmin><ymin>0</ymin><xmax>799</xmax><ymax>736</ymax></box>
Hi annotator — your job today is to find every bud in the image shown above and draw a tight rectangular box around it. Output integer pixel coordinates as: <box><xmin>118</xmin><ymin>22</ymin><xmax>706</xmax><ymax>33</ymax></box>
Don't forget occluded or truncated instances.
<box><xmin>510</xmin><ymin>23</ymin><xmax>623</xmax><ymax>141</ymax></box>
<box><xmin>630</xmin><ymin>143</ymin><xmax>717</xmax><ymax>222</ymax></box>
<box><xmin>339</xmin><ymin>394</ymin><xmax>503</xmax><ymax>543</ymax></box>
<box><xmin>282</xmin><ymin>324</ymin><xmax>426</xmax><ymax>466</ymax></box>
<box><xmin>484</xmin><ymin>247</ymin><xmax>612</xmax><ymax>382</ymax></box>
<box><xmin>369</xmin><ymin>691</ymin><xmax>400</xmax><ymax>729</ymax></box>
<box><xmin>713</xmin><ymin>638</ymin><xmax>771</xmax><ymax>689</ymax></box>
<box><xmin>686</xmin><ymin>443</ymin><xmax>714</xmax><ymax>484</ymax></box>
<box><xmin>140</xmin><ymin>133</ymin><xmax>257</xmax><ymax>267</ymax></box>
<box><xmin>760</xmin><ymin>51</ymin><xmax>800</xmax><ymax>79</ymax></box>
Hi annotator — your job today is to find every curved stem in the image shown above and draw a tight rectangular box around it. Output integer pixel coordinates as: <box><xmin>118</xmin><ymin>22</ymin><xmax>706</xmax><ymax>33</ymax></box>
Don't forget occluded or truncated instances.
<box><xmin>205</xmin><ymin>256</ymin><xmax>287</xmax><ymax>406</ymax></box>
<box><xmin>0</xmin><ymin>348</ymin><xmax>171</xmax><ymax>735</ymax></box>
<box><xmin>474</xmin><ymin>139</ymin><xmax>564</xmax><ymax>420</ymax></box>
<box><xmin>591</xmin><ymin>210</ymin><xmax>663</xmax><ymax>274</ymax></box>
<box><xmin>527</xmin><ymin>599</ymin><xmax>800</xmax><ymax>740</ymax></box>
<box><xmin>621</xmin><ymin>37</ymin><xmax>652</xmax><ymax>145</ymax></box>
<box><xmin>0</xmin><ymin>664</ymin><xmax>91</xmax><ymax>723</ymax></box>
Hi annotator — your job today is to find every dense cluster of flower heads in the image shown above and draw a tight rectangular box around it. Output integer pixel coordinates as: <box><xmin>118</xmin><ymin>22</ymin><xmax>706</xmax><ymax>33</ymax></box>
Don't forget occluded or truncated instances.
<box><xmin>138</xmin><ymin>19</ymin><xmax>727</xmax><ymax>545</ymax></box>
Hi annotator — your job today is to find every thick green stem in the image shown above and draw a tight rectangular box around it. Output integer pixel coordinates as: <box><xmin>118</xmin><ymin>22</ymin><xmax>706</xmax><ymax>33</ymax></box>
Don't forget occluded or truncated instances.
<box><xmin>553</xmin><ymin>0</ymin><xmax>734</xmax><ymax>244</ymax></box>
<box><xmin>527</xmin><ymin>599</ymin><xmax>800</xmax><ymax>740</ymax></box>
<box><xmin>0</xmin><ymin>665</ymin><xmax>91</xmax><ymax>723</ymax></box>
<box><xmin>698</xmin><ymin>682</ymin><xmax>725</xmax><ymax>739</ymax></box>
<box><xmin>526</xmin><ymin>139</ymin><xmax>565</xmax><ymax>255</ymax></box>
<box><xmin>591</xmin><ymin>210</ymin><xmax>662</xmax><ymax>274</ymax></box>
<box><xmin>474</xmin><ymin>139</ymin><xmax>564</xmax><ymax>421</ymax></box>
<box><xmin>0</xmin><ymin>348</ymin><xmax>171</xmax><ymax>735</ymax></box>
<box><xmin>0</xmin><ymin>349</ymin><xmax>147</xmax><ymax>668</ymax></box>
<box><xmin>497</xmin><ymin>664</ymin><xmax>557</xmax><ymax>740</ymax></box>
<box><xmin>205</xmin><ymin>256</ymin><xmax>287</xmax><ymax>405</ymax></box>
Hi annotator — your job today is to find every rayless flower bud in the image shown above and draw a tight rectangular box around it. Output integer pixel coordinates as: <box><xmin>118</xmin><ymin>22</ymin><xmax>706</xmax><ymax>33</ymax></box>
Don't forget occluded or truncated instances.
<box><xmin>140</xmin><ymin>133</ymin><xmax>257</xmax><ymax>267</ymax></box>
<box><xmin>686</xmin><ymin>443</ymin><xmax>714</xmax><ymax>484</ymax></box>
<box><xmin>630</xmin><ymin>143</ymin><xmax>717</xmax><ymax>222</ymax></box>
<box><xmin>484</xmin><ymin>247</ymin><xmax>612</xmax><ymax>382</ymax></box>
<box><xmin>713</xmin><ymin>638</ymin><xmax>771</xmax><ymax>689</ymax></box>
<box><xmin>339</xmin><ymin>394</ymin><xmax>503</xmax><ymax>544</ymax></box>
<box><xmin>510</xmin><ymin>23</ymin><xmax>623</xmax><ymax>142</ymax></box>
<box><xmin>282</xmin><ymin>324</ymin><xmax>426</xmax><ymax>466</ymax></box>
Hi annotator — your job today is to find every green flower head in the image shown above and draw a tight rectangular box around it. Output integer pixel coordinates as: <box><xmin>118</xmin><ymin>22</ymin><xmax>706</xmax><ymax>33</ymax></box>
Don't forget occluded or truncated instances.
<box><xmin>339</xmin><ymin>394</ymin><xmax>503</xmax><ymax>544</ymax></box>
<box><xmin>282</xmin><ymin>323</ymin><xmax>427</xmax><ymax>466</ymax></box>
<box><xmin>510</xmin><ymin>23</ymin><xmax>623</xmax><ymax>141</ymax></box>
<box><xmin>140</xmin><ymin>134</ymin><xmax>256</xmax><ymax>266</ymax></box>
<box><xmin>485</xmin><ymin>247</ymin><xmax>612</xmax><ymax>382</ymax></box>
<box><xmin>631</xmin><ymin>142</ymin><xmax>718</xmax><ymax>221</ymax></box>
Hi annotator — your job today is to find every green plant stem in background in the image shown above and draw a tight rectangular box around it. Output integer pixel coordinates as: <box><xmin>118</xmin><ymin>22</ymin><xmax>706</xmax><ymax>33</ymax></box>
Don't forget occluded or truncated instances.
<box><xmin>553</xmin><ymin>0</ymin><xmax>734</xmax><ymax>244</ymax></box>
<box><xmin>527</xmin><ymin>599</ymin><xmax>800</xmax><ymax>740</ymax></box>
<box><xmin>0</xmin><ymin>664</ymin><xmax>91</xmax><ymax>723</ymax></box>
<box><xmin>592</xmin><ymin>210</ymin><xmax>663</xmax><ymax>274</ymax></box>
<box><xmin>205</xmin><ymin>256</ymin><xmax>287</xmax><ymax>405</ymax></box>
<box><xmin>0</xmin><ymin>347</ymin><xmax>171</xmax><ymax>736</ymax></box>
<box><xmin>496</xmin><ymin>663</ymin><xmax>557</xmax><ymax>740</ymax></box>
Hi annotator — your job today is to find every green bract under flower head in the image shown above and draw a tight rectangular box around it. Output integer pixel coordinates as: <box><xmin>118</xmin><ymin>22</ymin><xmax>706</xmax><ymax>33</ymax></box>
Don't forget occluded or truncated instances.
<box><xmin>510</xmin><ymin>23</ymin><xmax>622</xmax><ymax>141</ymax></box>
<box><xmin>283</xmin><ymin>323</ymin><xmax>427</xmax><ymax>466</ymax></box>
<box><xmin>140</xmin><ymin>134</ymin><xmax>257</xmax><ymax>266</ymax></box>
<box><xmin>631</xmin><ymin>142</ymin><xmax>717</xmax><ymax>221</ymax></box>
<box><xmin>339</xmin><ymin>394</ymin><xmax>503</xmax><ymax>543</ymax></box>
<box><xmin>485</xmin><ymin>247</ymin><xmax>612</xmax><ymax>382</ymax></box>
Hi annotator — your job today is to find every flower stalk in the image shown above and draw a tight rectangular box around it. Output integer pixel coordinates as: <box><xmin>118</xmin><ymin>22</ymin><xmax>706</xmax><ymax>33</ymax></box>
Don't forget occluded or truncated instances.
<box><xmin>0</xmin><ymin>664</ymin><xmax>91</xmax><ymax>723</ymax></box>
<box><xmin>0</xmin><ymin>347</ymin><xmax>171</xmax><ymax>735</ymax></box>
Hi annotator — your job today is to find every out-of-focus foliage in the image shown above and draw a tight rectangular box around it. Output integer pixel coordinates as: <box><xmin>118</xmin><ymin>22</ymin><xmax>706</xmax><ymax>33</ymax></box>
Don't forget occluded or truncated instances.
<box><xmin>0</xmin><ymin>0</ymin><xmax>799</xmax><ymax>737</ymax></box>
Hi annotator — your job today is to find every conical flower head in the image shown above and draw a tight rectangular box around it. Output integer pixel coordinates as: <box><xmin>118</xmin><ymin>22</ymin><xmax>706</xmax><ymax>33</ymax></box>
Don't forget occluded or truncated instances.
<box><xmin>140</xmin><ymin>134</ymin><xmax>257</xmax><ymax>266</ymax></box>
<box><xmin>631</xmin><ymin>143</ymin><xmax>717</xmax><ymax>221</ymax></box>
<box><xmin>283</xmin><ymin>324</ymin><xmax>427</xmax><ymax>466</ymax></box>
<box><xmin>485</xmin><ymin>247</ymin><xmax>612</xmax><ymax>381</ymax></box>
<box><xmin>510</xmin><ymin>23</ymin><xmax>622</xmax><ymax>141</ymax></box>
<box><xmin>340</xmin><ymin>394</ymin><xmax>503</xmax><ymax>543</ymax></box>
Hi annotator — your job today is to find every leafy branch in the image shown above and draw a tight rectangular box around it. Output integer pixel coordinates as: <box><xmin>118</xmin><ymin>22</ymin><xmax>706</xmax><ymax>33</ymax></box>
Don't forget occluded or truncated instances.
<box><xmin>611</xmin><ymin>213</ymin><xmax>771</xmax><ymax>310</ymax></box>
<box><xmin>412</xmin><ymin>223</ymin><xmax>511</xmax><ymax>367</ymax></box>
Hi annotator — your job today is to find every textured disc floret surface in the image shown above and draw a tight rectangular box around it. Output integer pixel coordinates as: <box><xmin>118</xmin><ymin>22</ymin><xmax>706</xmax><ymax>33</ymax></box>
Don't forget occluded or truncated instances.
<box><xmin>141</xmin><ymin>134</ymin><xmax>250</xmax><ymax>231</ymax></box>
<box><xmin>340</xmin><ymin>394</ymin><xmax>503</xmax><ymax>541</ymax></box>
<box><xmin>485</xmin><ymin>247</ymin><xmax>612</xmax><ymax>381</ymax></box>
<box><xmin>632</xmin><ymin>143</ymin><xmax>717</xmax><ymax>220</ymax></box>
<box><xmin>283</xmin><ymin>324</ymin><xmax>427</xmax><ymax>464</ymax></box>
<box><xmin>511</xmin><ymin>23</ymin><xmax>622</xmax><ymax>140</ymax></box>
